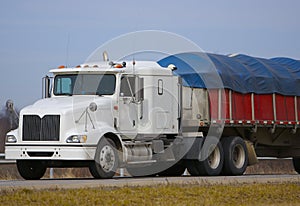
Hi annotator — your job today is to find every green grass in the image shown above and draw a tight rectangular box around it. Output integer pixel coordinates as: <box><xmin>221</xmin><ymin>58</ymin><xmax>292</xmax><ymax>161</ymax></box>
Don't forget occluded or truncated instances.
<box><xmin>1</xmin><ymin>183</ymin><xmax>300</xmax><ymax>206</ymax></box>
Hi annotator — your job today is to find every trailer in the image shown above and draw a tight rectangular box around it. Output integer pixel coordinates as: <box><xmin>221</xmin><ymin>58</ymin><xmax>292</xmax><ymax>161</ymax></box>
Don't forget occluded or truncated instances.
<box><xmin>159</xmin><ymin>53</ymin><xmax>300</xmax><ymax>175</ymax></box>
<box><xmin>5</xmin><ymin>51</ymin><xmax>300</xmax><ymax>179</ymax></box>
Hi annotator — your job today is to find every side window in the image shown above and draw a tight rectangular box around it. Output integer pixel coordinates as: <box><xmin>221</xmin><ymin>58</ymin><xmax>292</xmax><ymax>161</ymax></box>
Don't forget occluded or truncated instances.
<box><xmin>55</xmin><ymin>77</ymin><xmax>72</xmax><ymax>94</ymax></box>
<box><xmin>97</xmin><ymin>75</ymin><xmax>116</xmax><ymax>95</ymax></box>
<box><xmin>120</xmin><ymin>76</ymin><xmax>135</xmax><ymax>97</ymax></box>
<box><xmin>158</xmin><ymin>79</ymin><xmax>163</xmax><ymax>95</ymax></box>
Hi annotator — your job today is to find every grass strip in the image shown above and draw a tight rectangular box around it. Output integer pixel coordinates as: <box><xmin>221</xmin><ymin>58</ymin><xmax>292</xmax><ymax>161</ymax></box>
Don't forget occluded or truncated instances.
<box><xmin>0</xmin><ymin>183</ymin><xmax>299</xmax><ymax>206</ymax></box>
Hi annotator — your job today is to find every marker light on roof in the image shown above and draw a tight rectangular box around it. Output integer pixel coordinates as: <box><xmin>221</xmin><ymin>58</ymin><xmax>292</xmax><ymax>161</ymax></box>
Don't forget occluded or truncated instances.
<box><xmin>75</xmin><ymin>65</ymin><xmax>81</xmax><ymax>68</ymax></box>
<box><xmin>114</xmin><ymin>64</ymin><xmax>123</xmax><ymax>68</ymax></box>
<box><xmin>58</xmin><ymin>65</ymin><xmax>65</xmax><ymax>69</ymax></box>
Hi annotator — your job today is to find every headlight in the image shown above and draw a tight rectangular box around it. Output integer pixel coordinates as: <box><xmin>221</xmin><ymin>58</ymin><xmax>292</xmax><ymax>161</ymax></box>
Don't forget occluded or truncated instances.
<box><xmin>66</xmin><ymin>135</ymin><xmax>87</xmax><ymax>143</ymax></box>
<box><xmin>6</xmin><ymin>135</ymin><xmax>17</xmax><ymax>143</ymax></box>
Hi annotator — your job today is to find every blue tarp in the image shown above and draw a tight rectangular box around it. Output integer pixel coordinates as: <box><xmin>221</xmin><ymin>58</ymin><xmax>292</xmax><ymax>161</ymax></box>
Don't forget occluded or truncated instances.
<box><xmin>157</xmin><ymin>53</ymin><xmax>300</xmax><ymax>96</ymax></box>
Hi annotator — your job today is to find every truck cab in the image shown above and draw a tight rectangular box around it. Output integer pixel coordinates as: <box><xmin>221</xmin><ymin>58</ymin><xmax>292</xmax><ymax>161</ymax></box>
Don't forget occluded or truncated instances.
<box><xmin>5</xmin><ymin>61</ymin><xmax>182</xmax><ymax>179</ymax></box>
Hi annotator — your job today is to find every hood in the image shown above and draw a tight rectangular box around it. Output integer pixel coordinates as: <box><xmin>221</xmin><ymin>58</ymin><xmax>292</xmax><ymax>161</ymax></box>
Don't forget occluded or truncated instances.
<box><xmin>21</xmin><ymin>96</ymin><xmax>113</xmax><ymax>117</ymax></box>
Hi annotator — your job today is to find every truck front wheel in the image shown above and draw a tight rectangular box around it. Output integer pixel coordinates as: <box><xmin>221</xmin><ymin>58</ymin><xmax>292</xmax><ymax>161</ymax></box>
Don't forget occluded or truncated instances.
<box><xmin>221</xmin><ymin>136</ymin><xmax>248</xmax><ymax>175</ymax></box>
<box><xmin>292</xmin><ymin>157</ymin><xmax>300</xmax><ymax>174</ymax></box>
<box><xmin>16</xmin><ymin>160</ymin><xmax>46</xmax><ymax>180</ymax></box>
<box><xmin>89</xmin><ymin>137</ymin><xmax>119</xmax><ymax>179</ymax></box>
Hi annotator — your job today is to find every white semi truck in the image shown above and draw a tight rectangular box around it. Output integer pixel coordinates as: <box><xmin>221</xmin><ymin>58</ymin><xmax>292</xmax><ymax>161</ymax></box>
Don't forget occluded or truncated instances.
<box><xmin>5</xmin><ymin>52</ymin><xmax>300</xmax><ymax>179</ymax></box>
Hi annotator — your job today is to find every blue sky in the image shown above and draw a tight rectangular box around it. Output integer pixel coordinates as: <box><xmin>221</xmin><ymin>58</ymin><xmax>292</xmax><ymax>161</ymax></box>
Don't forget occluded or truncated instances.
<box><xmin>0</xmin><ymin>0</ymin><xmax>300</xmax><ymax>108</ymax></box>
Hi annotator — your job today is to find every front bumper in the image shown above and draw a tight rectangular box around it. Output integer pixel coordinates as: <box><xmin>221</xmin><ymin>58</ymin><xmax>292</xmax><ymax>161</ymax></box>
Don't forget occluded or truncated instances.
<box><xmin>5</xmin><ymin>145</ymin><xmax>96</xmax><ymax>160</ymax></box>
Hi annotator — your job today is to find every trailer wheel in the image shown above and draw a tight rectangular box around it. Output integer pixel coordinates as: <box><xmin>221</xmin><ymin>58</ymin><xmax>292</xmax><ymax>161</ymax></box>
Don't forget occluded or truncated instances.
<box><xmin>221</xmin><ymin>136</ymin><xmax>248</xmax><ymax>175</ymax></box>
<box><xmin>16</xmin><ymin>160</ymin><xmax>46</xmax><ymax>180</ymax></box>
<box><xmin>292</xmin><ymin>157</ymin><xmax>300</xmax><ymax>174</ymax></box>
<box><xmin>187</xmin><ymin>137</ymin><xmax>224</xmax><ymax>176</ymax></box>
<box><xmin>157</xmin><ymin>160</ymin><xmax>186</xmax><ymax>176</ymax></box>
<box><xmin>89</xmin><ymin>137</ymin><xmax>118</xmax><ymax>179</ymax></box>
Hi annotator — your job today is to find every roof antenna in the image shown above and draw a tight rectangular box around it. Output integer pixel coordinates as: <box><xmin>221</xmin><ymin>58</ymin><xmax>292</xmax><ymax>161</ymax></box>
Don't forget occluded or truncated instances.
<box><xmin>65</xmin><ymin>33</ymin><xmax>70</xmax><ymax>67</ymax></box>
<box><xmin>132</xmin><ymin>57</ymin><xmax>136</xmax><ymax>74</ymax></box>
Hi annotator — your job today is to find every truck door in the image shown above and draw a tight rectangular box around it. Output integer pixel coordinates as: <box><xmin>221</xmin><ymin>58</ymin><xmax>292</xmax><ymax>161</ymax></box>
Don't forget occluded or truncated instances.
<box><xmin>153</xmin><ymin>76</ymin><xmax>179</xmax><ymax>133</ymax></box>
<box><xmin>118</xmin><ymin>75</ymin><xmax>139</xmax><ymax>134</ymax></box>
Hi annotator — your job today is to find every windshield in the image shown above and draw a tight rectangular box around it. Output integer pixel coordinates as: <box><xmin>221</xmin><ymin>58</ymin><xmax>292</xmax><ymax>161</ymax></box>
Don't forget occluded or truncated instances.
<box><xmin>54</xmin><ymin>74</ymin><xmax>116</xmax><ymax>96</ymax></box>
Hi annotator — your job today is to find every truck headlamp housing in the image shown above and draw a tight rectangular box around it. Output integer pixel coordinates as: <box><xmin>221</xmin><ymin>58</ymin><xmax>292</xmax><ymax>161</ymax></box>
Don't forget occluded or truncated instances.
<box><xmin>6</xmin><ymin>135</ymin><xmax>17</xmax><ymax>143</ymax></box>
<box><xmin>66</xmin><ymin>135</ymin><xmax>87</xmax><ymax>143</ymax></box>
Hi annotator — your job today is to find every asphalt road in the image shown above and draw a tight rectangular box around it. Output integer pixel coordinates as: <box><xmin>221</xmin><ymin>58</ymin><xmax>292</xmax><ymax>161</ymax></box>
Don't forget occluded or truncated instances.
<box><xmin>0</xmin><ymin>175</ymin><xmax>299</xmax><ymax>190</ymax></box>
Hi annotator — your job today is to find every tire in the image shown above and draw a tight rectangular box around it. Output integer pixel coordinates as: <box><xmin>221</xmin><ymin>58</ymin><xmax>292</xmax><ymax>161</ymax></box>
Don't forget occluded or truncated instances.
<box><xmin>221</xmin><ymin>136</ymin><xmax>248</xmax><ymax>175</ymax></box>
<box><xmin>16</xmin><ymin>160</ymin><xmax>46</xmax><ymax>180</ymax></box>
<box><xmin>89</xmin><ymin>163</ymin><xmax>101</xmax><ymax>179</ymax></box>
<box><xmin>292</xmin><ymin>157</ymin><xmax>300</xmax><ymax>174</ymax></box>
<box><xmin>157</xmin><ymin>160</ymin><xmax>186</xmax><ymax>176</ymax></box>
<box><xmin>90</xmin><ymin>138</ymin><xmax>119</xmax><ymax>179</ymax></box>
<box><xmin>187</xmin><ymin>137</ymin><xmax>224</xmax><ymax>176</ymax></box>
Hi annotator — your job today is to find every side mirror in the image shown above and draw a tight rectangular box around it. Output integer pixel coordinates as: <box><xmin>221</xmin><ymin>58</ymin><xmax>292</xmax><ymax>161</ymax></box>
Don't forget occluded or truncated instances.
<box><xmin>135</xmin><ymin>76</ymin><xmax>144</xmax><ymax>103</ymax></box>
<box><xmin>42</xmin><ymin>75</ymin><xmax>52</xmax><ymax>98</ymax></box>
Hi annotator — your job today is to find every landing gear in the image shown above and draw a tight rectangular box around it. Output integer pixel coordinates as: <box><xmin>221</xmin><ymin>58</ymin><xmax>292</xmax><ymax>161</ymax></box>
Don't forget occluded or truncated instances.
<box><xmin>89</xmin><ymin>137</ymin><xmax>119</xmax><ymax>179</ymax></box>
<box><xmin>221</xmin><ymin>136</ymin><xmax>248</xmax><ymax>175</ymax></box>
<box><xmin>16</xmin><ymin>160</ymin><xmax>46</xmax><ymax>180</ymax></box>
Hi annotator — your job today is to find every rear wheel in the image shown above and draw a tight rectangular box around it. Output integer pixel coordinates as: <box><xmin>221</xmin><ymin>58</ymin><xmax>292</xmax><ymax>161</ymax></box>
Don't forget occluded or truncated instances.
<box><xmin>16</xmin><ymin>160</ymin><xmax>46</xmax><ymax>180</ymax></box>
<box><xmin>221</xmin><ymin>136</ymin><xmax>248</xmax><ymax>175</ymax></box>
<box><xmin>187</xmin><ymin>137</ymin><xmax>224</xmax><ymax>176</ymax></box>
<box><xmin>292</xmin><ymin>157</ymin><xmax>300</xmax><ymax>174</ymax></box>
<box><xmin>89</xmin><ymin>137</ymin><xmax>119</xmax><ymax>179</ymax></box>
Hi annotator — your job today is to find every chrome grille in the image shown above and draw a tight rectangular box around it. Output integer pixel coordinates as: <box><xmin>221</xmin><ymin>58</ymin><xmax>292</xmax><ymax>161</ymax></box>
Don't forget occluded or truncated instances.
<box><xmin>22</xmin><ymin>115</ymin><xmax>60</xmax><ymax>141</ymax></box>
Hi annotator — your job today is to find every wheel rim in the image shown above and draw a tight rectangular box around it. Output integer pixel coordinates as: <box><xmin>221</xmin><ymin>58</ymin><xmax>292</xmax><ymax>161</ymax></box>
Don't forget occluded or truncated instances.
<box><xmin>232</xmin><ymin>144</ymin><xmax>245</xmax><ymax>169</ymax></box>
<box><xmin>99</xmin><ymin>145</ymin><xmax>115</xmax><ymax>172</ymax></box>
<box><xmin>207</xmin><ymin>144</ymin><xmax>221</xmax><ymax>169</ymax></box>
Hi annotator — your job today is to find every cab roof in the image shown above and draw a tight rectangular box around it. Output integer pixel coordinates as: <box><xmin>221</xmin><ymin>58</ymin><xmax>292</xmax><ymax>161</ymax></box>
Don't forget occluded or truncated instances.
<box><xmin>50</xmin><ymin>61</ymin><xmax>172</xmax><ymax>76</ymax></box>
